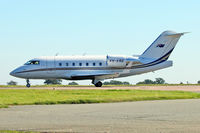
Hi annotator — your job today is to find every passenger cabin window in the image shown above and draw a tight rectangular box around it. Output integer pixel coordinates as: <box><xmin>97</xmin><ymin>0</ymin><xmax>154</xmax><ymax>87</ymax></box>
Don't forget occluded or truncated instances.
<box><xmin>24</xmin><ymin>60</ymin><xmax>40</xmax><ymax>65</ymax></box>
<box><xmin>93</xmin><ymin>63</ymin><xmax>96</xmax><ymax>66</ymax></box>
<box><xmin>99</xmin><ymin>62</ymin><xmax>102</xmax><ymax>66</ymax></box>
<box><xmin>59</xmin><ymin>63</ymin><xmax>62</xmax><ymax>66</ymax></box>
<box><xmin>86</xmin><ymin>63</ymin><xmax>89</xmax><ymax>66</ymax></box>
<box><xmin>72</xmin><ymin>63</ymin><xmax>75</xmax><ymax>66</ymax></box>
<box><xmin>66</xmin><ymin>63</ymin><xmax>68</xmax><ymax>66</ymax></box>
<box><xmin>119</xmin><ymin>59</ymin><xmax>123</xmax><ymax>62</ymax></box>
<box><xmin>79</xmin><ymin>63</ymin><xmax>82</xmax><ymax>66</ymax></box>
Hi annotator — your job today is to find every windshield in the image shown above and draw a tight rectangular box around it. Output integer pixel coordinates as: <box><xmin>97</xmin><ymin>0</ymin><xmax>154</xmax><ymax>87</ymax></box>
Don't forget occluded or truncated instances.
<box><xmin>24</xmin><ymin>60</ymin><xmax>40</xmax><ymax>65</ymax></box>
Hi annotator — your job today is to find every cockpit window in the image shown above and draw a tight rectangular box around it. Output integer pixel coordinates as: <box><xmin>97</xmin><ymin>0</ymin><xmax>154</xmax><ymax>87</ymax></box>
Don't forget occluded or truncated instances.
<box><xmin>24</xmin><ymin>60</ymin><xmax>40</xmax><ymax>65</ymax></box>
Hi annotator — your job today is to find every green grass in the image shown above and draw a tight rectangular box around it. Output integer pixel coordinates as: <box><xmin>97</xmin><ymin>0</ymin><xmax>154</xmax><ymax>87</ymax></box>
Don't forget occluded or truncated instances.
<box><xmin>0</xmin><ymin>89</ymin><xmax>200</xmax><ymax>108</ymax></box>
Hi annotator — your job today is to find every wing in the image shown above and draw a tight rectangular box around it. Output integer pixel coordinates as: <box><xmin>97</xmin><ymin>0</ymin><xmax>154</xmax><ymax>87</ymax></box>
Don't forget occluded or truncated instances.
<box><xmin>70</xmin><ymin>72</ymin><xmax>120</xmax><ymax>80</ymax></box>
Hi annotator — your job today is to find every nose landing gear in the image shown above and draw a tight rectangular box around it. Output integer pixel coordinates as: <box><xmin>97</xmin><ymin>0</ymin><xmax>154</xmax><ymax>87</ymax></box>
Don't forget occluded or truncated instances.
<box><xmin>26</xmin><ymin>79</ymin><xmax>31</xmax><ymax>88</ymax></box>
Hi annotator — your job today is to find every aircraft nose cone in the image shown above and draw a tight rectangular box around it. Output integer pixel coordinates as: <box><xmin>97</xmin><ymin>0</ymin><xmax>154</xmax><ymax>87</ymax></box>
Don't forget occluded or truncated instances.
<box><xmin>10</xmin><ymin>66</ymin><xmax>27</xmax><ymax>78</ymax></box>
<box><xmin>10</xmin><ymin>70</ymin><xmax>16</xmax><ymax>76</ymax></box>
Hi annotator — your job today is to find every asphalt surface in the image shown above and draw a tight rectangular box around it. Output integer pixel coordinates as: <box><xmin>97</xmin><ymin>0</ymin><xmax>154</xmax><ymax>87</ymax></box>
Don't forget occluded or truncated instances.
<box><xmin>0</xmin><ymin>99</ymin><xmax>200</xmax><ymax>133</ymax></box>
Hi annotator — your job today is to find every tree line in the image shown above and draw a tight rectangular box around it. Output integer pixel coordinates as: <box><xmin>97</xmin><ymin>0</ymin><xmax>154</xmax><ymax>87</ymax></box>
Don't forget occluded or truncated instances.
<box><xmin>7</xmin><ymin>79</ymin><xmax>79</xmax><ymax>85</ymax></box>
<box><xmin>6</xmin><ymin>79</ymin><xmax>200</xmax><ymax>85</ymax></box>
<box><xmin>136</xmin><ymin>78</ymin><xmax>165</xmax><ymax>85</ymax></box>
<box><xmin>44</xmin><ymin>79</ymin><xmax>79</xmax><ymax>85</ymax></box>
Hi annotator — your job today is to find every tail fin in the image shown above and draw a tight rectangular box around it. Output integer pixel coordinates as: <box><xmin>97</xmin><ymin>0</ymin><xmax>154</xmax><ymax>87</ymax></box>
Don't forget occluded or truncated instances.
<box><xmin>140</xmin><ymin>31</ymin><xmax>186</xmax><ymax>60</ymax></box>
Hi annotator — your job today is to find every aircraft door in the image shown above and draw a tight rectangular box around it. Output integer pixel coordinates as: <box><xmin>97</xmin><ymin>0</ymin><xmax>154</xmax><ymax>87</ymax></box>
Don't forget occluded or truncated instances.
<box><xmin>46</xmin><ymin>56</ymin><xmax>55</xmax><ymax>73</ymax></box>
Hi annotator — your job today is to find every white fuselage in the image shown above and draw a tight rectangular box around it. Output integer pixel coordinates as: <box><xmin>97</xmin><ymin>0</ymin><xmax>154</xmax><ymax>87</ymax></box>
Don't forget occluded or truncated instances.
<box><xmin>10</xmin><ymin>55</ymin><xmax>172</xmax><ymax>80</ymax></box>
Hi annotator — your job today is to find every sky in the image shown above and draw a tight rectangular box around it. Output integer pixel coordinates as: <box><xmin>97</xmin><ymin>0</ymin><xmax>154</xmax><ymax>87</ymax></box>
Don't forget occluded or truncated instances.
<box><xmin>0</xmin><ymin>0</ymin><xmax>200</xmax><ymax>85</ymax></box>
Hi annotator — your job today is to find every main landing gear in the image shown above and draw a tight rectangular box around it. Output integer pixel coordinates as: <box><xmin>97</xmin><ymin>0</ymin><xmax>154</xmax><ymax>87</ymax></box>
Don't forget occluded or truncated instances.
<box><xmin>26</xmin><ymin>79</ymin><xmax>31</xmax><ymax>88</ymax></box>
<box><xmin>92</xmin><ymin>79</ymin><xmax>103</xmax><ymax>87</ymax></box>
<box><xmin>95</xmin><ymin>81</ymin><xmax>102</xmax><ymax>87</ymax></box>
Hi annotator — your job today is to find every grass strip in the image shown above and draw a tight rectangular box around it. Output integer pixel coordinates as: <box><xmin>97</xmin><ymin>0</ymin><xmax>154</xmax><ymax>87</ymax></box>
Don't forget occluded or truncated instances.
<box><xmin>0</xmin><ymin>89</ymin><xmax>200</xmax><ymax>108</ymax></box>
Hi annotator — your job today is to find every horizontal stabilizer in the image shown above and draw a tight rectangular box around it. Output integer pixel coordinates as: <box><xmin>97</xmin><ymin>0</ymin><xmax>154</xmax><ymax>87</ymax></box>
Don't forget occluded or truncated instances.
<box><xmin>165</xmin><ymin>32</ymin><xmax>189</xmax><ymax>37</ymax></box>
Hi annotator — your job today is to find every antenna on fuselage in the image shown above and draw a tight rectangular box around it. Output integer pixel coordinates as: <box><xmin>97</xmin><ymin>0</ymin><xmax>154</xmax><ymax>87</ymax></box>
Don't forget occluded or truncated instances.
<box><xmin>55</xmin><ymin>53</ymin><xmax>59</xmax><ymax>56</ymax></box>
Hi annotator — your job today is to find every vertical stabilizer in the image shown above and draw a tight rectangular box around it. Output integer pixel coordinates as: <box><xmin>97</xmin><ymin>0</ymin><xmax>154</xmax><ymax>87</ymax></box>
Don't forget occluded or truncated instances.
<box><xmin>140</xmin><ymin>31</ymin><xmax>185</xmax><ymax>60</ymax></box>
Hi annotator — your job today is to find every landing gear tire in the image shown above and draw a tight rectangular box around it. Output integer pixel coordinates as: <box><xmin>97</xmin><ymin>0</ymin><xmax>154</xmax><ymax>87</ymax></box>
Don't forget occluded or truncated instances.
<box><xmin>95</xmin><ymin>81</ymin><xmax>102</xmax><ymax>87</ymax></box>
<box><xmin>26</xmin><ymin>79</ymin><xmax>31</xmax><ymax>88</ymax></box>
<box><xmin>26</xmin><ymin>83</ymin><xmax>31</xmax><ymax>88</ymax></box>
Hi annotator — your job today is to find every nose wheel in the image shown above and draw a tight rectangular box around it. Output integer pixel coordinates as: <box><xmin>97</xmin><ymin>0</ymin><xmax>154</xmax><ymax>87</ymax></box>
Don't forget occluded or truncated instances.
<box><xmin>26</xmin><ymin>79</ymin><xmax>31</xmax><ymax>88</ymax></box>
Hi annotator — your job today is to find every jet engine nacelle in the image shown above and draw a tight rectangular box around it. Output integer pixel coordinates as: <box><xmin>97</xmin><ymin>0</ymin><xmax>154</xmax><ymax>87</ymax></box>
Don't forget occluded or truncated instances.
<box><xmin>106</xmin><ymin>55</ymin><xmax>143</xmax><ymax>68</ymax></box>
<box><xmin>107</xmin><ymin>55</ymin><xmax>126</xmax><ymax>68</ymax></box>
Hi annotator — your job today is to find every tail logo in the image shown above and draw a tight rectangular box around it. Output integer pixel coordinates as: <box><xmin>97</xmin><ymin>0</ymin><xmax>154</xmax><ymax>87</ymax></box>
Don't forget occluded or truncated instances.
<box><xmin>156</xmin><ymin>44</ymin><xmax>165</xmax><ymax>48</ymax></box>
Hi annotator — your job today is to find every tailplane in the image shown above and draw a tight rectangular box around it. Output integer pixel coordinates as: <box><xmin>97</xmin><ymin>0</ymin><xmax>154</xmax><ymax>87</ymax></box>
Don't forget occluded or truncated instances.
<box><xmin>140</xmin><ymin>31</ymin><xmax>186</xmax><ymax>60</ymax></box>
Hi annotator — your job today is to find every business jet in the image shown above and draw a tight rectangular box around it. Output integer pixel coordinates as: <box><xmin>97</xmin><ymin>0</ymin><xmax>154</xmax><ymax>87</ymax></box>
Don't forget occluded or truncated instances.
<box><xmin>10</xmin><ymin>30</ymin><xmax>186</xmax><ymax>87</ymax></box>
